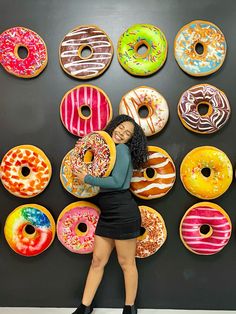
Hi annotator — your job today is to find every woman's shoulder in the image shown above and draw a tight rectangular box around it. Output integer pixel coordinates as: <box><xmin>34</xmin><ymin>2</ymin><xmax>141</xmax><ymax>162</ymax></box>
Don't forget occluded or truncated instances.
<box><xmin>116</xmin><ymin>143</ymin><xmax>129</xmax><ymax>152</ymax></box>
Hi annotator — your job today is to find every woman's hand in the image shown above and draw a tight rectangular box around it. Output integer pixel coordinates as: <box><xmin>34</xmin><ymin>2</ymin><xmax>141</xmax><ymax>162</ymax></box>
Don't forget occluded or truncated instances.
<box><xmin>72</xmin><ymin>168</ymin><xmax>87</xmax><ymax>183</ymax></box>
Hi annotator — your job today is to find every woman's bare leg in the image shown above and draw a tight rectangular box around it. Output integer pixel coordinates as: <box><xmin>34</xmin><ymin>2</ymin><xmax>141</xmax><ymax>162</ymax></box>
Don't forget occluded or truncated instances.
<box><xmin>81</xmin><ymin>235</ymin><xmax>115</xmax><ymax>306</ymax></box>
<box><xmin>115</xmin><ymin>238</ymin><xmax>138</xmax><ymax>305</ymax></box>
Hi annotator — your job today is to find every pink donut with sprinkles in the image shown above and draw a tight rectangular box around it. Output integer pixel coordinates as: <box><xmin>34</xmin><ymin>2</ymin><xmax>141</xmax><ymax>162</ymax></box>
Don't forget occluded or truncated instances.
<box><xmin>180</xmin><ymin>202</ymin><xmax>232</xmax><ymax>255</ymax></box>
<box><xmin>57</xmin><ymin>201</ymin><xmax>100</xmax><ymax>254</ymax></box>
<box><xmin>60</xmin><ymin>84</ymin><xmax>112</xmax><ymax>137</ymax></box>
<box><xmin>0</xmin><ymin>27</ymin><xmax>48</xmax><ymax>78</ymax></box>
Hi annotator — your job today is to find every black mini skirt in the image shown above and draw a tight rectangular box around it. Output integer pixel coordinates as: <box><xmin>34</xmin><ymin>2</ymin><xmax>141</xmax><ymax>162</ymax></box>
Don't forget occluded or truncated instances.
<box><xmin>95</xmin><ymin>189</ymin><xmax>142</xmax><ymax>240</ymax></box>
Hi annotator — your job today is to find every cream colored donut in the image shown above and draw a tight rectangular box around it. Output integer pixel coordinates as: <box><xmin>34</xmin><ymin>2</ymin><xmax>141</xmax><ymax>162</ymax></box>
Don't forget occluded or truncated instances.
<box><xmin>119</xmin><ymin>86</ymin><xmax>169</xmax><ymax>136</ymax></box>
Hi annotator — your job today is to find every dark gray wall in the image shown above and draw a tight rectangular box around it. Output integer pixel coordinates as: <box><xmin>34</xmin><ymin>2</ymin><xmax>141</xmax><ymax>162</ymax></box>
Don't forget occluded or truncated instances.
<box><xmin>0</xmin><ymin>0</ymin><xmax>236</xmax><ymax>310</ymax></box>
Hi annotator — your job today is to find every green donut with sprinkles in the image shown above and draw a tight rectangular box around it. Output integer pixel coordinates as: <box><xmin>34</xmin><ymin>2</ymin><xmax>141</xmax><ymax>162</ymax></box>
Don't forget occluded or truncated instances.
<box><xmin>117</xmin><ymin>24</ymin><xmax>168</xmax><ymax>76</ymax></box>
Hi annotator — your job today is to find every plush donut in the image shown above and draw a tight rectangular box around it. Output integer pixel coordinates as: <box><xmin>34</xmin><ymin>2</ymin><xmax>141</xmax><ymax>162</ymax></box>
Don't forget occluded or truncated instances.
<box><xmin>0</xmin><ymin>26</ymin><xmax>47</xmax><ymax>78</ymax></box>
<box><xmin>60</xmin><ymin>149</ymin><xmax>99</xmax><ymax>198</ymax></box>
<box><xmin>70</xmin><ymin>131</ymin><xmax>116</xmax><ymax>178</ymax></box>
<box><xmin>136</xmin><ymin>205</ymin><xmax>167</xmax><ymax>258</ymax></box>
<box><xmin>60</xmin><ymin>84</ymin><xmax>112</xmax><ymax>137</ymax></box>
<box><xmin>131</xmin><ymin>146</ymin><xmax>176</xmax><ymax>199</ymax></box>
<box><xmin>178</xmin><ymin>84</ymin><xmax>231</xmax><ymax>134</ymax></box>
<box><xmin>4</xmin><ymin>204</ymin><xmax>55</xmax><ymax>256</ymax></box>
<box><xmin>59</xmin><ymin>25</ymin><xmax>113</xmax><ymax>79</ymax></box>
<box><xmin>174</xmin><ymin>20</ymin><xmax>226</xmax><ymax>76</ymax></box>
<box><xmin>119</xmin><ymin>86</ymin><xmax>169</xmax><ymax>136</ymax></box>
<box><xmin>57</xmin><ymin>201</ymin><xmax>100</xmax><ymax>254</ymax></box>
<box><xmin>180</xmin><ymin>146</ymin><xmax>233</xmax><ymax>199</ymax></box>
<box><xmin>180</xmin><ymin>202</ymin><xmax>231</xmax><ymax>255</ymax></box>
<box><xmin>0</xmin><ymin>145</ymin><xmax>52</xmax><ymax>198</ymax></box>
<box><xmin>117</xmin><ymin>24</ymin><xmax>167</xmax><ymax>76</ymax></box>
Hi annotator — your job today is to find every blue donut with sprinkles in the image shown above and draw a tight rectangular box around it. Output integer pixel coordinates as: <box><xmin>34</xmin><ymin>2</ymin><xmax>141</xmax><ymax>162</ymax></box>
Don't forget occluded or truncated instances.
<box><xmin>174</xmin><ymin>20</ymin><xmax>227</xmax><ymax>76</ymax></box>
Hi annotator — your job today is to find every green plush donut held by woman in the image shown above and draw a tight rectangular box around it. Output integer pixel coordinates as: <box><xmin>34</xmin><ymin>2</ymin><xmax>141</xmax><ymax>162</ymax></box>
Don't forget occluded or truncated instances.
<box><xmin>72</xmin><ymin>115</ymin><xmax>148</xmax><ymax>314</ymax></box>
<box><xmin>117</xmin><ymin>24</ymin><xmax>168</xmax><ymax>76</ymax></box>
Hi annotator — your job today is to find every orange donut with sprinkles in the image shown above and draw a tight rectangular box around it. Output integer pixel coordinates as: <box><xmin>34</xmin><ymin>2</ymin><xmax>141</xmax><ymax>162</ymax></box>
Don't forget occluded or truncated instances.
<box><xmin>0</xmin><ymin>145</ymin><xmax>52</xmax><ymax>198</ymax></box>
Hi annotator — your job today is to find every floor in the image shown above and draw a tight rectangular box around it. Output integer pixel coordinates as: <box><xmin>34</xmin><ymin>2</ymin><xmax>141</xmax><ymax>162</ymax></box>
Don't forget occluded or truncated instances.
<box><xmin>0</xmin><ymin>309</ymin><xmax>236</xmax><ymax>314</ymax></box>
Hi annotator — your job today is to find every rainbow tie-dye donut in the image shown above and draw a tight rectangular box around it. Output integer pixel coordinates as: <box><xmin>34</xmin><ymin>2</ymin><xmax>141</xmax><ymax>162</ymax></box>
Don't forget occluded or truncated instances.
<box><xmin>174</xmin><ymin>20</ymin><xmax>227</xmax><ymax>76</ymax></box>
<box><xmin>117</xmin><ymin>24</ymin><xmax>167</xmax><ymax>76</ymax></box>
<box><xmin>57</xmin><ymin>201</ymin><xmax>100</xmax><ymax>254</ymax></box>
<box><xmin>4</xmin><ymin>204</ymin><xmax>55</xmax><ymax>257</ymax></box>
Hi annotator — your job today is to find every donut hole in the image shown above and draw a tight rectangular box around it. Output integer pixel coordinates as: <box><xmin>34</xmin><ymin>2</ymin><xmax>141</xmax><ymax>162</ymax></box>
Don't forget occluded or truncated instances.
<box><xmin>17</xmin><ymin>46</ymin><xmax>29</xmax><ymax>59</ymax></box>
<box><xmin>21</xmin><ymin>166</ymin><xmax>30</xmax><ymax>177</ymax></box>
<box><xmin>201</xmin><ymin>167</ymin><xmax>211</xmax><ymax>177</ymax></box>
<box><xmin>200</xmin><ymin>224</ymin><xmax>213</xmax><ymax>238</ymax></box>
<box><xmin>79</xmin><ymin>105</ymin><xmax>91</xmax><ymax>119</ymax></box>
<box><xmin>24</xmin><ymin>224</ymin><xmax>35</xmax><ymax>235</ymax></box>
<box><xmin>135</xmin><ymin>40</ymin><xmax>150</xmax><ymax>58</ymax></box>
<box><xmin>78</xmin><ymin>45</ymin><xmax>93</xmax><ymax>59</ymax></box>
<box><xmin>84</xmin><ymin>150</ymin><xmax>94</xmax><ymax>163</ymax></box>
<box><xmin>197</xmin><ymin>103</ymin><xmax>210</xmax><ymax>116</ymax></box>
<box><xmin>195</xmin><ymin>42</ymin><xmax>204</xmax><ymax>55</ymax></box>
<box><xmin>138</xmin><ymin>105</ymin><xmax>149</xmax><ymax>118</ymax></box>
<box><xmin>77</xmin><ymin>223</ymin><xmax>87</xmax><ymax>235</ymax></box>
<box><xmin>144</xmin><ymin>167</ymin><xmax>156</xmax><ymax>180</ymax></box>
<box><xmin>137</xmin><ymin>44</ymin><xmax>148</xmax><ymax>55</ymax></box>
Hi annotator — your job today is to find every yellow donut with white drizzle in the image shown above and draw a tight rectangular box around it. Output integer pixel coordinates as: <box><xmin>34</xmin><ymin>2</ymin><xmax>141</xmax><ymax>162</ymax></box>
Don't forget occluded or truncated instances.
<box><xmin>119</xmin><ymin>86</ymin><xmax>169</xmax><ymax>136</ymax></box>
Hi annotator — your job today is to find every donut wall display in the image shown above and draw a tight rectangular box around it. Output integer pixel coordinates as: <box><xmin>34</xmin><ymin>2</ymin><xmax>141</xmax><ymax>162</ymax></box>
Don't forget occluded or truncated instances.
<box><xmin>0</xmin><ymin>17</ymin><xmax>235</xmax><ymax>263</ymax></box>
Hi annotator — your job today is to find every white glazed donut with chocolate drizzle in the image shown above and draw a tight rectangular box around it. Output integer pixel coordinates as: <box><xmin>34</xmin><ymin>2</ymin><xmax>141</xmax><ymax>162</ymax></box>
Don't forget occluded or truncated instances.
<box><xmin>178</xmin><ymin>84</ymin><xmax>231</xmax><ymax>134</ymax></box>
<box><xmin>119</xmin><ymin>86</ymin><xmax>169</xmax><ymax>136</ymax></box>
<box><xmin>59</xmin><ymin>25</ymin><xmax>113</xmax><ymax>79</ymax></box>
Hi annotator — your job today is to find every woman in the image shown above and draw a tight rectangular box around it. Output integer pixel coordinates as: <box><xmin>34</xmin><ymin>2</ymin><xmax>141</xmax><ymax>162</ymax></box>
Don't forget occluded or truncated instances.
<box><xmin>72</xmin><ymin>114</ymin><xmax>148</xmax><ymax>314</ymax></box>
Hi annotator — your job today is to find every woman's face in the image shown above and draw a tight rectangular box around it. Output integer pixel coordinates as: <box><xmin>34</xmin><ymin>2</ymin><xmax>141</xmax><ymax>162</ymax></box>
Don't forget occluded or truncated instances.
<box><xmin>112</xmin><ymin>121</ymin><xmax>134</xmax><ymax>144</ymax></box>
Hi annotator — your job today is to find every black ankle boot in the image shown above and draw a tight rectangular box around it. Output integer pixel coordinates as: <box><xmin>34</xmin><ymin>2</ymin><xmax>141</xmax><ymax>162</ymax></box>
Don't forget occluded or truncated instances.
<box><xmin>72</xmin><ymin>303</ymin><xmax>93</xmax><ymax>314</ymax></box>
<box><xmin>122</xmin><ymin>304</ymin><xmax>137</xmax><ymax>314</ymax></box>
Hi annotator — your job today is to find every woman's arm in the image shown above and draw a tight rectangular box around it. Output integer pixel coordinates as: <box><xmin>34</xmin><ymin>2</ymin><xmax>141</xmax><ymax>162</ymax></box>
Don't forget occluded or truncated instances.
<box><xmin>84</xmin><ymin>144</ymin><xmax>130</xmax><ymax>189</ymax></box>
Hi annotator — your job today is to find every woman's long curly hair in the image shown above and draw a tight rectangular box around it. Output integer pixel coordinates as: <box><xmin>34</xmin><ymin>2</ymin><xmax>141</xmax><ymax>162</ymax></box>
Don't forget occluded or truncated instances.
<box><xmin>105</xmin><ymin>114</ymin><xmax>148</xmax><ymax>169</ymax></box>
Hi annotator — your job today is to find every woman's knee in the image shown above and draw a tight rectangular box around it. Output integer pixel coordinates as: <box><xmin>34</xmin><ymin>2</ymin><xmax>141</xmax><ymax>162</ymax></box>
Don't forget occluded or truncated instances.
<box><xmin>91</xmin><ymin>254</ymin><xmax>109</xmax><ymax>269</ymax></box>
<box><xmin>118</xmin><ymin>256</ymin><xmax>136</xmax><ymax>271</ymax></box>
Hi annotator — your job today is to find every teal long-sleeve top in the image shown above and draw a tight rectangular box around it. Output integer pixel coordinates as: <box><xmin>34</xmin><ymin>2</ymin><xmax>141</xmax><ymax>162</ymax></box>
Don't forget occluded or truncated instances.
<box><xmin>84</xmin><ymin>143</ymin><xmax>133</xmax><ymax>191</ymax></box>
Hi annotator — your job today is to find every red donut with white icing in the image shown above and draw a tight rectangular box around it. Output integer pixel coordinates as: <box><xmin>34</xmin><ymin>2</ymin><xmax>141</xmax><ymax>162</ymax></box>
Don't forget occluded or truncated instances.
<box><xmin>180</xmin><ymin>202</ymin><xmax>231</xmax><ymax>255</ymax></box>
<box><xmin>60</xmin><ymin>84</ymin><xmax>112</xmax><ymax>137</ymax></box>
<box><xmin>0</xmin><ymin>27</ymin><xmax>48</xmax><ymax>78</ymax></box>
